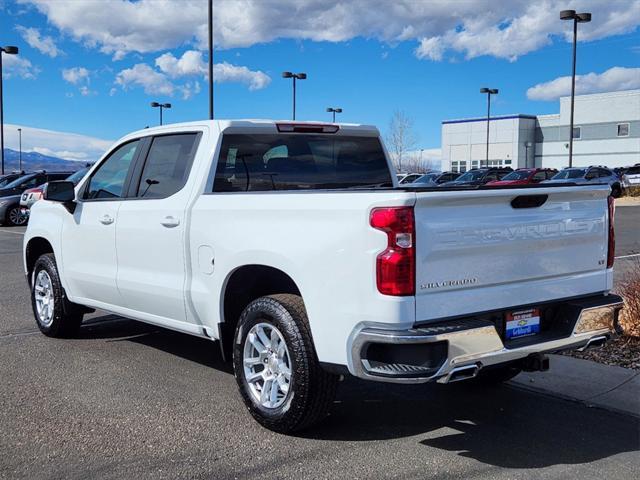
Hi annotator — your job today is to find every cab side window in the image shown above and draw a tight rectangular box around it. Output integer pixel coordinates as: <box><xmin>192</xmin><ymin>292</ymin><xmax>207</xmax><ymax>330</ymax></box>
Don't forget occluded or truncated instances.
<box><xmin>135</xmin><ymin>134</ymin><xmax>198</xmax><ymax>199</ymax></box>
<box><xmin>84</xmin><ymin>140</ymin><xmax>140</xmax><ymax>200</ymax></box>
<box><xmin>532</xmin><ymin>171</ymin><xmax>546</xmax><ymax>181</ymax></box>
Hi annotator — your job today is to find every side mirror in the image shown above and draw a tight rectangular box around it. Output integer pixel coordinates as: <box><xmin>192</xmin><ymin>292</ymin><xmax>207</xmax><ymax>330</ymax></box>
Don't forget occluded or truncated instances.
<box><xmin>43</xmin><ymin>181</ymin><xmax>75</xmax><ymax>202</ymax></box>
<box><xmin>43</xmin><ymin>181</ymin><xmax>76</xmax><ymax>213</ymax></box>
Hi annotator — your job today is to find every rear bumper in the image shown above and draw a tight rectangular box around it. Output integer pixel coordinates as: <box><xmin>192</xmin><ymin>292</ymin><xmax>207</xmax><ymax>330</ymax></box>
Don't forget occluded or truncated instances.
<box><xmin>349</xmin><ymin>294</ymin><xmax>623</xmax><ymax>384</ymax></box>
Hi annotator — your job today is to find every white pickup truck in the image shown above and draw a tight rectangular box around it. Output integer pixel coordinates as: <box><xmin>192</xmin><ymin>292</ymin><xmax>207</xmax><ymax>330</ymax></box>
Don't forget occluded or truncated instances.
<box><xmin>24</xmin><ymin>120</ymin><xmax>623</xmax><ymax>432</ymax></box>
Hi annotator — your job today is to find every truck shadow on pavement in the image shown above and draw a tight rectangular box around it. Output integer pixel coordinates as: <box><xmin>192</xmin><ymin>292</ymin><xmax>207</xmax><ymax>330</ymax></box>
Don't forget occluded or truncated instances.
<box><xmin>79</xmin><ymin>314</ymin><xmax>233</xmax><ymax>373</ymax></box>
<box><xmin>80</xmin><ymin>314</ymin><xmax>639</xmax><ymax>470</ymax></box>
<box><xmin>310</xmin><ymin>379</ymin><xmax>640</xmax><ymax>469</ymax></box>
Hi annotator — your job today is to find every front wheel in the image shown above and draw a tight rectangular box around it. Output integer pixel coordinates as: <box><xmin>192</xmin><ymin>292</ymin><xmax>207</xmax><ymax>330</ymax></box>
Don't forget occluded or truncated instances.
<box><xmin>232</xmin><ymin>294</ymin><xmax>338</xmax><ymax>433</ymax></box>
<box><xmin>31</xmin><ymin>253</ymin><xmax>84</xmax><ymax>337</ymax></box>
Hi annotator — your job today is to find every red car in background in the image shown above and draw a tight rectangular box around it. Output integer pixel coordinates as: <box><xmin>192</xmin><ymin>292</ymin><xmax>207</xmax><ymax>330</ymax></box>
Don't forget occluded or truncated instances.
<box><xmin>487</xmin><ymin>168</ymin><xmax>557</xmax><ymax>186</ymax></box>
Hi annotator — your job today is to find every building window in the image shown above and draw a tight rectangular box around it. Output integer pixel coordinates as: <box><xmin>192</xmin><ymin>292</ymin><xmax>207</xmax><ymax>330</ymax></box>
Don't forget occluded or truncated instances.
<box><xmin>572</xmin><ymin>127</ymin><xmax>581</xmax><ymax>140</ymax></box>
<box><xmin>451</xmin><ymin>161</ymin><xmax>458</xmax><ymax>172</ymax></box>
<box><xmin>471</xmin><ymin>160</ymin><xmax>479</xmax><ymax>169</ymax></box>
<box><xmin>617</xmin><ymin>123</ymin><xmax>630</xmax><ymax>137</ymax></box>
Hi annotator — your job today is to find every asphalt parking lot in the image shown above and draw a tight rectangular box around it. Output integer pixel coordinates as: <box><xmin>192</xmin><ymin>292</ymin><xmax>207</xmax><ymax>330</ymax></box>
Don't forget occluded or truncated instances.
<box><xmin>1</xmin><ymin>208</ymin><xmax>639</xmax><ymax>480</ymax></box>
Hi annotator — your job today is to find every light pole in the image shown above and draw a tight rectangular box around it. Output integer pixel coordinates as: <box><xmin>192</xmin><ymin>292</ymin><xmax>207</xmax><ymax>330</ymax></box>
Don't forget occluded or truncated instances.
<box><xmin>17</xmin><ymin>127</ymin><xmax>22</xmax><ymax>171</ymax></box>
<box><xmin>326</xmin><ymin>107</ymin><xmax>342</xmax><ymax>122</ymax></box>
<box><xmin>208</xmin><ymin>0</ymin><xmax>214</xmax><ymax>120</ymax></box>
<box><xmin>560</xmin><ymin>9</ymin><xmax>591</xmax><ymax>168</ymax></box>
<box><xmin>150</xmin><ymin>102</ymin><xmax>171</xmax><ymax>126</ymax></box>
<box><xmin>480</xmin><ymin>87</ymin><xmax>498</xmax><ymax>169</ymax></box>
<box><xmin>282</xmin><ymin>72</ymin><xmax>306</xmax><ymax>120</ymax></box>
<box><xmin>1</xmin><ymin>46</ymin><xmax>19</xmax><ymax>175</ymax></box>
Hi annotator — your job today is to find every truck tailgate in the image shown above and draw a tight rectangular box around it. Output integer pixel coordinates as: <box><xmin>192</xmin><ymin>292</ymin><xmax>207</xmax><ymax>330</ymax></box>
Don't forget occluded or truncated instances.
<box><xmin>414</xmin><ymin>185</ymin><xmax>611</xmax><ymax>322</ymax></box>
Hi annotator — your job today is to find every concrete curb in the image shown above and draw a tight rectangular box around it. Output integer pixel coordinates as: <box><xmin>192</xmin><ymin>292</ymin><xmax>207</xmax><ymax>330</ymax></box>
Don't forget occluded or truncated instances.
<box><xmin>510</xmin><ymin>354</ymin><xmax>640</xmax><ymax>418</ymax></box>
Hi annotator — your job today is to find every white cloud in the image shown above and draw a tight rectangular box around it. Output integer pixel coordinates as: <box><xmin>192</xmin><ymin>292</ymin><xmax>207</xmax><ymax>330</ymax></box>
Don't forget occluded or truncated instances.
<box><xmin>62</xmin><ymin>67</ymin><xmax>95</xmax><ymax>96</ymax></box>
<box><xmin>156</xmin><ymin>51</ymin><xmax>271</xmax><ymax>90</ymax></box>
<box><xmin>62</xmin><ymin>67</ymin><xmax>89</xmax><ymax>85</ymax></box>
<box><xmin>4</xmin><ymin>123</ymin><xmax>113</xmax><ymax>162</ymax></box>
<box><xmin>16</xmin><ymin>25</ymin><xmax>62</xmax><ymax>57</ymax></box>
<box><xmin>1</xmin><ymin>54</ymin><xmax>39</xmax><ymax>79</ymax></box>
<box><xmin>156</xmin><ymin>50</ymin><xmax>206</xmax><ymax>78</ymax></box>
<box><xmin>415</xmin><ymin>37</ymin><xmax>445</xmax><ymax>61</ymax></box>
<box><xmin>213</xmin><ymin>62</ymin><xmax>271</xmax><ymax>91</ymax></box>
<box><xmin>21</xmin><ymin>0</ymin><xmax>640</xmax><ymax>62</ymax></box>
<box><xmin>116</xmin><ymin>51</ymin><xmax>270</xmax><ymax>97</ymax></box>
<box><xmin>527</xmin><ymin>67</ymin><xmax>640</xmax><ymax>101</ymax></box>
<box><xmin>115</xmin><ymin>63</ymin><xmax>175</xmax><ymax>96</ymax></box>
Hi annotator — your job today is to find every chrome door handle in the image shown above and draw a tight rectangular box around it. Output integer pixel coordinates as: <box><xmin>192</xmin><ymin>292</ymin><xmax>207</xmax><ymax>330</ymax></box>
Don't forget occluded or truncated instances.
<box><xmin>161</xmin><ymin>216</ymin><xmax>180</xmax><ymax>228</ymax></box>
<box><xmin>99</xmin><ymin>214</ymin><xmax>114</xmax><ymax>225</ymax></box>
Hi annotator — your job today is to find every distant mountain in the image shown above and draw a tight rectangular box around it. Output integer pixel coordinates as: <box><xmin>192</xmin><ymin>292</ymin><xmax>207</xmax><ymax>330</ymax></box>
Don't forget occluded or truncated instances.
<box><xmin>2</xmin><ymin>148</ymin><xmax>91</xmax><ymax>173</ymax></box>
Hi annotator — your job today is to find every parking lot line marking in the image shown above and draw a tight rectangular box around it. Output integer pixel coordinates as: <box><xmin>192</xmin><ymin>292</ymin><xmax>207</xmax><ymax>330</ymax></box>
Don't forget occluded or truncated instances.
<box><xmin>0</xmin><ymin>230</ymin><xmax>24</xmax><ymax>236</ymax></box>
<box><xmin>615</xmin><ymin>253</ymin><xmax>640</xmax><ymax>259</ymax></box>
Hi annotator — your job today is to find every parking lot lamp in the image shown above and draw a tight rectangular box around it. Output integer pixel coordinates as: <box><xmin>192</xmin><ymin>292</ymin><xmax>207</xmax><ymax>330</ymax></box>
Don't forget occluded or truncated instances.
<box><xmin>326</xmin><ymin>107</ymin><xmax>342</xmax><ymax>122</ymax></box>
<box><xmin>150</xmin><ymin>102</ymin><xmax>171</xmax><ymax>126</ymax></box>
<box><xmin>282</xmin><ymin>72</ymin><xmax>306</xmax><ymax>120</ymax></box>
<box><xmin>480</xmin><ymin>87</ymin><xmax>498</xmax><ymax>169</ymax></box>
<box><xmin>560</xmin><ymin>9</ymin><xmax>591</xmax><ymax>167</ymax></box>
<box><xmin>208</xmin><ymin>0</ymin><xmax>213</xmax><ymax>120</ymax></box>
<box><xmin>17</xmin><ymin>127</ymin><xmax>22</xmax><ymax>171</ymax></box>
<box><xmin>1</xmin><ymin>46</ymin><xmax>19</xmax><ymax>175</ymax></box>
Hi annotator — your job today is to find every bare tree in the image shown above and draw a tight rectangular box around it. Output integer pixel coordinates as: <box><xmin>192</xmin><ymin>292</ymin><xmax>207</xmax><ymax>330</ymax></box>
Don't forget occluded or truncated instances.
<box><xmin>386</xmin><ymin>110</ymin><xmax>418</xmax><ymax>173</ymax></box>
<box><xmin>400</xmin><ymin>151</ymin><xmax>439</xmax><ymax>174</ymax></box>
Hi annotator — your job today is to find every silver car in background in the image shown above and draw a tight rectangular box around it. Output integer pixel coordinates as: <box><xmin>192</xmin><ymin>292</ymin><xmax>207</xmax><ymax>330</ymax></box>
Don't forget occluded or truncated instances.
<box><xmin>544</xmin><ymin>166</ymin><xmax>623</xmax><ymax>197</ymax></box>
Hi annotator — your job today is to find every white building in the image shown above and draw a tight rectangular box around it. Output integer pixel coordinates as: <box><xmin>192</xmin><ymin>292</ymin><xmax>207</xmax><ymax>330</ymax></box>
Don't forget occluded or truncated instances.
<box><xmin>441</xmin><ymin>89</ymin><xmax>640</xmax><ymax>173</ymax></box>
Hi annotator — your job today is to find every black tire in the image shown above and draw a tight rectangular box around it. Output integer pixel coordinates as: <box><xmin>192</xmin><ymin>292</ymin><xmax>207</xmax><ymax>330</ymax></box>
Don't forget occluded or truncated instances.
<box><xmin>470</xmin><ymin>363</ymin><xmax>522</xmax><ymax>386</ymax></box>
<box><xmin>611</xmin><ymin>184</ymin><xmax>622</xmax><ymax>198</ymax></box>
<box><xmin>232</xmin><ymin>294</ymin><xmax>338</xmax><ymax>433</ymax></box>
<box><xmin>31</xmin><ymin>253</ymin><xmax>84</xmax><ymax>337</ymax></box>
<box><xmin>5</xmin><ymin>205</ymin><xmax>28</xmax><ymax>226</ymax></box>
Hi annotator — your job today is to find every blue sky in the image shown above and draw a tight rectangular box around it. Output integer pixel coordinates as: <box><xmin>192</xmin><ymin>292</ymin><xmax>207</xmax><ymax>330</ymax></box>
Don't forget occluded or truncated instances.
<box><xmin>1</xmin><ymin>0</ymin><xmax>639</xmax><ymax>163</ymax></box>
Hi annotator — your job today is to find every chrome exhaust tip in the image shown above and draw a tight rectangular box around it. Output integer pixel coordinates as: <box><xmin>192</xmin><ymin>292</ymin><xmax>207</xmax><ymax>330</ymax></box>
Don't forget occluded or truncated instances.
<box><xmin>441</xmin><ymin>363</ymin><xmax>481</xmax><ymax>383</ymax></box>
<box><xmin>578</xmin><ymin>335</ymin><xmax>608</xmax><ymax>352</ymax></box>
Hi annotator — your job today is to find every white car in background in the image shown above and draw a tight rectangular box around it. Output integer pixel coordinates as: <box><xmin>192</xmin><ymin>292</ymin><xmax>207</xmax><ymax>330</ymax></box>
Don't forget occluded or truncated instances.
<box><xmin>620</xmin><ymin>164</ymin><xmax>640</xmax><ymax>190</ymax></box>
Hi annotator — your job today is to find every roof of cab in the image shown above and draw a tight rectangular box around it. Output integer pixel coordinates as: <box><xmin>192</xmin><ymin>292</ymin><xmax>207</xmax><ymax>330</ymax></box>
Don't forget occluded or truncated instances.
<box><xmin>124</xmin><ymin>119</ymin><xmax>379</xmax><ymax>140</ymax></box>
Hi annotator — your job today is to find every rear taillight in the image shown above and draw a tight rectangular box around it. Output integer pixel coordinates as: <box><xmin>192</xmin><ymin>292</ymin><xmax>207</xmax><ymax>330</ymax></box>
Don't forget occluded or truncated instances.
<box><xmin>370</xmin><ymin>207</ymin><xmax>415</xmax><ymax>296</ymax></box>
<box><xmin>607</xmin><ymin>196</ymin><xmax>615</xmax><ymax>268</ymax></box>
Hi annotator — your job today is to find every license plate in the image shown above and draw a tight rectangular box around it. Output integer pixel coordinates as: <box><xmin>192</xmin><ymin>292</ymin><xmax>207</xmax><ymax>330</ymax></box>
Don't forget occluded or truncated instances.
<box><xmin>505</xmin><ymin>308</ymin><xmax>540</xmax><ymax>339</ymax></box>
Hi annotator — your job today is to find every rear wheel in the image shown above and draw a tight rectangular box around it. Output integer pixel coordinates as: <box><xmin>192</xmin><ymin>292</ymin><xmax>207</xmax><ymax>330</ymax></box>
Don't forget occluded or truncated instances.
<box><xmin>31</xmin><ymin>253</ymin><xmax>84</xmax><ymax>337</ymax></box>
<box><xmin>6</xmin><ymin>205</ymin><xmax>28</xmax><ymax>226</ymax></box>
<box><xmin>232</xmin><ymin>294</ymin><xmax>338</xmax><ymax>433</ymax></box>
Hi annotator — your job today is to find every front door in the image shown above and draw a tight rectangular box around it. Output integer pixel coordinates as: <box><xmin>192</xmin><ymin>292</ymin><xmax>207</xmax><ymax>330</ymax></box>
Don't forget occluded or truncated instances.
<box><xmin>61</xmin><ymin>140</ymin><xmax>140</xmax><ymax>307</ymax></box>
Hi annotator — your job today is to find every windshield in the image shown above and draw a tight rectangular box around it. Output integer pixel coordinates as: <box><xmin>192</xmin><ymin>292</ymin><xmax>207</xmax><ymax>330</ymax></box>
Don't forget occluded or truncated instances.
<box><xmin>66</xmin><ymin>167</ymin><xmax>90</xmax><ymax>185</ymax></box>
<box><xmin>552</xmin><ymin>169</ymin><xmax>586</xmax><ymax>180</ymax></box>
<box><xmin>501</xmin><ymin>170</ymin><xmax>531</xmax><ymax>181</ymax></box>
<box><xmin>3</xmin><ymin>174</ymin><xmax>35</xmax><ymax>189</ymax></box>
<box><xmin>456</xmin><ymin>170</ymin><xmax>486</xmax><ymax>182</ymax></box>
<box><xmin>0</xmin><ymin>176</ymin><xmax>18</xmax><ymax>188</ymax></box>
<box><xmin>413</xmin><ymin>173</ymin><xmax>439</xmax><ymax>184</ymax></box>
<box><xmin>213</xmin><ymin>134</ymin><xmax>393</xmax><ymax>191</ymax></box>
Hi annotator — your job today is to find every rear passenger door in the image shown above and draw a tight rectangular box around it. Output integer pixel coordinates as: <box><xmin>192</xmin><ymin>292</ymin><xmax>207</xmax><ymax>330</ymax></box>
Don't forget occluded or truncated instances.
<box><xmin>115</xmin><ymin>132</ymin><xmax>200</xmax><ymax>326</ymax></box>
